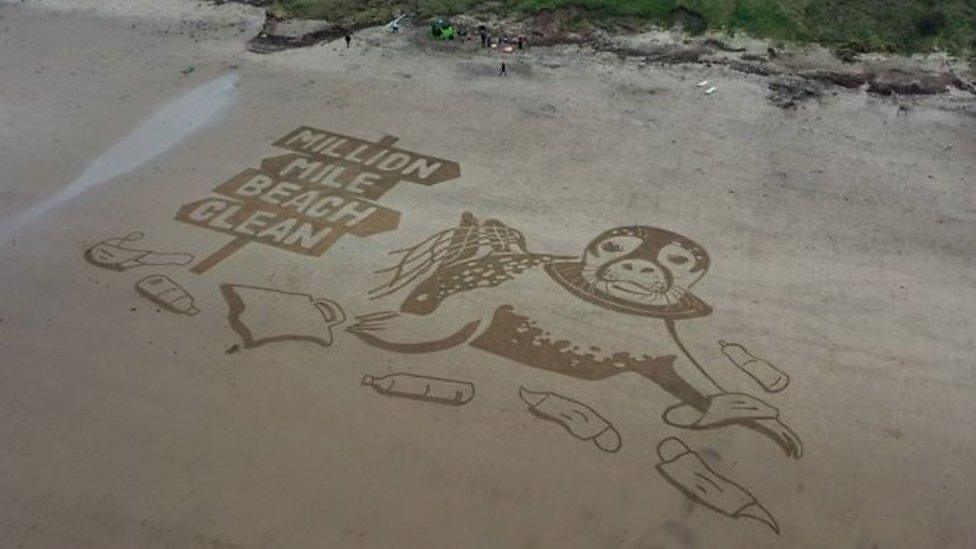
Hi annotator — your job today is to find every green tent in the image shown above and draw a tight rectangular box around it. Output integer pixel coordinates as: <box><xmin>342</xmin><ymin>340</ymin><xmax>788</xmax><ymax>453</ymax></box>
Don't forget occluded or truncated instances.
<box><xmin>430</xmin><ymin>18</ymin><xmax>456</xmax><ymax>40</ymax></box>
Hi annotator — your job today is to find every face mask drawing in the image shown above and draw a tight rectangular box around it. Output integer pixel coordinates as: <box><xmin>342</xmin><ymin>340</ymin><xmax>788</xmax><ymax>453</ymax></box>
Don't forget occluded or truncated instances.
<box><xmin>546</xmin><ymin>226</ymin><xmax>712</xmax><ymax>319</ymax></box>
<box><xmin>84</xmin><ymin>231</ymin><xmax>195</xmax><ymax>271</ymax></box>
<box><xmin>220</xmin><ymin>284</ymin><xmax>345</xmax><ymax>349</ymax></box>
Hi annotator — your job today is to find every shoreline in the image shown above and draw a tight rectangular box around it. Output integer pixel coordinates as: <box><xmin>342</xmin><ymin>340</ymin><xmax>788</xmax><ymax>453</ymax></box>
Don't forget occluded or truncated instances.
<box><xmin>236</xmin><ymin>3</ymin><xmax>976</xmax><ymax>105</ymax></box>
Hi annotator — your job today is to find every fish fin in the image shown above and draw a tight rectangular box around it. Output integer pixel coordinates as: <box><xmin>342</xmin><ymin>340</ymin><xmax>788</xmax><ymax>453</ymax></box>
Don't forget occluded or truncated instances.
<box><xmin>737</xmin><ymin>503</ymin><xmax>780</xmax><ymax>534</ymax></box>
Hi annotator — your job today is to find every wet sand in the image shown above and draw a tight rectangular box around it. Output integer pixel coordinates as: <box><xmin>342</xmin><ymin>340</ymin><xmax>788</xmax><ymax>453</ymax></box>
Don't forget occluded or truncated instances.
<box><xmin>1</xmin><ymin>1</ymin><xmax>975</xmax><ymax>547</ymax></box>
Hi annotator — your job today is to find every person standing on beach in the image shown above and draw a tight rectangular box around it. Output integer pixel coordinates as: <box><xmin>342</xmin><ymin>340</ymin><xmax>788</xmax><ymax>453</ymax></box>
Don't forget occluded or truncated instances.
<box><xmin>344</xmin><ymin>33</ymin><xmax>352</xmax><ymax>48</ymax></box>
<box><xmin>499</xmin><ymin>62</ymin><xmax>507</xmax><ymax>77</ymax></box>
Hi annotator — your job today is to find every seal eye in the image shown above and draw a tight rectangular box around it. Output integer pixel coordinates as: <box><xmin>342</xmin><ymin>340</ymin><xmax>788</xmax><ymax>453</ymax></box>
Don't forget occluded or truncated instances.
<box><xmin>667</xmin><ymin>254</ymin><xmax>689</xmax><ymax>265</ymax></box>
<box><xmin>588</xmin><ymin>235</ymin><xmax>642</xmax><ymax>260</ymax></box>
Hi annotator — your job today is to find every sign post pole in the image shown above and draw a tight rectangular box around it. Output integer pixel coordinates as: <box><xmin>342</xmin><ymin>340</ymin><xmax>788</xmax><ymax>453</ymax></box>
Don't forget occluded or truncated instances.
<box><xmin>190</xmin><ymin>238</ymin><xmax>250</xmax><ymax>274</ymax></box>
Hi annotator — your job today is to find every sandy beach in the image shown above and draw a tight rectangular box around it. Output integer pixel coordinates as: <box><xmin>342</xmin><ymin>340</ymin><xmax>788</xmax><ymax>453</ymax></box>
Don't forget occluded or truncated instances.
<box><xmin>1</xmin><ymin>1</ymin><xmax>975</xmax><ymax>547</ymax></box>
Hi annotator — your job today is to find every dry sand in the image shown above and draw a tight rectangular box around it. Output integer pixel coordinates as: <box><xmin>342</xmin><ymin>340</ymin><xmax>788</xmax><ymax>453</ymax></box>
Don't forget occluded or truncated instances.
<box><xmin>1</xmin><ymin>0</ymin><xmax>975</xmax><ymax>547</ymax></box>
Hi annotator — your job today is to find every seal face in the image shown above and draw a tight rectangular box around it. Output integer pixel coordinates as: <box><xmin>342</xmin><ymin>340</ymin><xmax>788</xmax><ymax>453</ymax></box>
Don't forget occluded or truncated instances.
<box><xmin>545</xmin><ymin>226</ymin><xmax>712</xmax><ymax>319</ymax></box>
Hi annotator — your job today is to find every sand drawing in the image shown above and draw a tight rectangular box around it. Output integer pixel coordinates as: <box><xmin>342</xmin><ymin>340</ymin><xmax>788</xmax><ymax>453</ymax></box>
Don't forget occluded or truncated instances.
<box><xmin>176</xmin><ymin>127</ymin><xmax>462</xmax><ymax>273</ymax></box>
<box><xmin>663</xmin><ymin>394</ymin><xmax>801</xmax><ymax>458</ymax></box>
<box><xmin>135</xmin><ymin>275</ymin><xmax>200</xmax><ymax>316</ymax></box>
<box><xmin>655</xmin><ymin>437</ymin><xmax>779</xmax><ymax>534</ymax></box>
<box><xmin>719</xmin><ymin>340</ymin><xmax>790</xmax><ymax>392</ymax></box>
<box><xmin>361</xmin><ymin>372</ymin><xmax>475</xmax><ymax>406</ymax></box>
<box><xmin>85</xmin><ymin>232</ymin><xmax>194</xmax><ymax>271</ymax></box>
<box><xmin>518</xmin><ymin>386</ymin><xmax>622</xmax><ymax>453</ymax></box>
<box><xmin>220</xmin><ymin>283</ymin><xmax>345</xmax><ymax>349</ymax></box>
<box><xmin>347</xmin><ymin>213</ymin><xmax>803</xmax><ymax>460</ymax></box>
<box><xmin>368</xmin><ymin>212</ymin><xmax>573</xmax><ymax>314</ymax></box>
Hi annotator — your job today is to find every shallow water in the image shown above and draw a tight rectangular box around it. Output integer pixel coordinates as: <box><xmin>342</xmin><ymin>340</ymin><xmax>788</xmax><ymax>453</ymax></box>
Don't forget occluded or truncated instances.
<box><xmin>0</xmin><ymin>72</ymin><xmax>239</xmax><ymax>233</ymax></box>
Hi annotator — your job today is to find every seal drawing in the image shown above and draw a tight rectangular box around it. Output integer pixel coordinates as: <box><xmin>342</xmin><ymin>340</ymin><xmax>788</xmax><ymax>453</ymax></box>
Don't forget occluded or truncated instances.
<box><xmin>349</xmin><ymin>212</ymin><xmax>802</xmax><ymax>458</ymax></box>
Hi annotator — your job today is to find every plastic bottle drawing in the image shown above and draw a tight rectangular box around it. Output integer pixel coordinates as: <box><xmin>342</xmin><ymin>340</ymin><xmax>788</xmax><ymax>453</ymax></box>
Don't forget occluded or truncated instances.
<box><xmin>135</xmin><ymin>275</ymin><xmax>200</xmax><ymax>316</ymax></box>
<box><xmin>361</xmin><ymin>373</ymin><xmax>475</xmax><ymax>406</ymax></box>
<box><xmin>719</xmin><ymin>340</ymin><xmax>789</xmax><ymax>393</ymax></box>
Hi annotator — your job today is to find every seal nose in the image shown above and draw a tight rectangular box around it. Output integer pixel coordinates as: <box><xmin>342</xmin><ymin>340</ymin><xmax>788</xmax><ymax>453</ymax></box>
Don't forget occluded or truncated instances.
<box><xmin>620</xmin><ymin>261</ymin><xmax>657</xmax><ymax>274</ymax></box>
<box><xmin>597</xmin><ymin>258</ymin><xmax>672</xmax><ymax>288</ymax></box>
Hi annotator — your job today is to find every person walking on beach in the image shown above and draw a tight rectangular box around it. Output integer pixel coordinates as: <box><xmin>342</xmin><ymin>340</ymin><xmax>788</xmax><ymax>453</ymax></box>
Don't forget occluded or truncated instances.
<box><xmin>499</xmin><ymin>62</ymin><xmax>507</xmax><ymax>77</ymax></box>
<box><xmin>344</xmin><ymin>33</ymin><xmax>352</xmax><ymax>48</ymax></box>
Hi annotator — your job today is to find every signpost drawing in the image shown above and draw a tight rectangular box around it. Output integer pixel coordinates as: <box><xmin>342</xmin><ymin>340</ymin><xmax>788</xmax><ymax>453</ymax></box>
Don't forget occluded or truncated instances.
<box><xmin>176</xmin><ymin>127</ymin><xmax>462</xmax><ymax>273</ymax></box>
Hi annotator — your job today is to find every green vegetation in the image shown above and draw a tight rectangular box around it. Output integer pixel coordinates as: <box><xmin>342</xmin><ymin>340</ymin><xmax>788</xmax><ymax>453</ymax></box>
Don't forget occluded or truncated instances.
<box><xmin>268</xmin><ymin>1</ymin><xmax>484</xmax><ymax>26</ymax></box>
<box><xmin>268</xmin><ymin>0</ymin><xmax>976</xmax><ymax>54</ymax></box>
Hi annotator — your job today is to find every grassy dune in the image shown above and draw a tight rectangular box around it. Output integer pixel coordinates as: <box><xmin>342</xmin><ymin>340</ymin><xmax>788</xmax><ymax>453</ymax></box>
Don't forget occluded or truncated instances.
<box><xmin>268</xmin><ymin>0</ymin><xmax>976</xmax><ymax>54</ymax></box>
